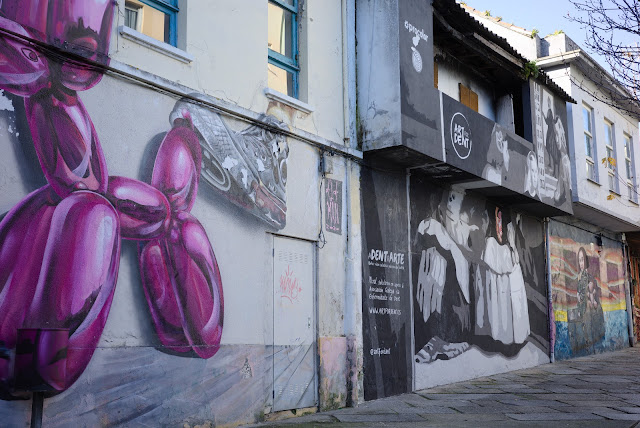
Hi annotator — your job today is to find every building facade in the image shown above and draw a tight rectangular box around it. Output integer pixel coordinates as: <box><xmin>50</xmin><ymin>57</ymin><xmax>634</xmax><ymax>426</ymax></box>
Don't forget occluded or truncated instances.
<box><xmin>357</xmin><ymin>0</ymin><xmax>576</xmax><ymax>399</ymax></box>
<box><xmin>0</xmin><ymin>0</ymin><xmax>363</xmax><ymax>425</ymax></box>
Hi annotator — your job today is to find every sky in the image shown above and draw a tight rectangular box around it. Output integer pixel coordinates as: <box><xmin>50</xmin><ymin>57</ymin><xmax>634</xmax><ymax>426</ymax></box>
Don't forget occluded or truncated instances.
<box><xmin>462</xmin><ymin>0</ymin><xmax>608</xmax><ymax>67</ymax></box>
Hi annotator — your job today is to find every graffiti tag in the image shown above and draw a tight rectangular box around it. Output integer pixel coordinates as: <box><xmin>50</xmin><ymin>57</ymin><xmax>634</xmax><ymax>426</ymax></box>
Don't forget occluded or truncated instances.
<box><xmin>280</xmin><ymin>265</ymin><xmax>302</xmax><ymax>303</ymax></box>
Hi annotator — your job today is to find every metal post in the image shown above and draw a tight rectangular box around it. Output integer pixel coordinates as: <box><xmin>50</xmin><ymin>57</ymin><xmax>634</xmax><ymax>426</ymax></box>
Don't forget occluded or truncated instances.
<box><xmin>31</xmin><ymin>392</ymin><xmax>43</xmax><ymax>428</ymax></box>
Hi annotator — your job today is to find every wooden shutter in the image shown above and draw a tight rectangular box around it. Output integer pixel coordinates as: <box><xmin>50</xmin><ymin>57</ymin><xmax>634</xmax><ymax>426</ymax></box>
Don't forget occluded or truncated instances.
<box><xmin>459</xmin><ymin>83</ymin><xmax>479</xmax><ymax>112</ymax></box>
<box><xmin>459</xmin><ymin>83</ymin><xmax>469</xmax><ymax>107</ymax></box>
<box><xmin>469</xmin><ymin>89</ymin><xmax>478</xmax><ymax>112</ymax></box>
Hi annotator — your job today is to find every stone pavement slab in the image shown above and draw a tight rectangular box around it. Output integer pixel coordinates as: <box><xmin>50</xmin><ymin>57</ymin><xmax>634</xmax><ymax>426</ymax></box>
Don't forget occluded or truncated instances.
<box><xmin>247</xmin><ymin>346</ymin><xmax>640</xmax><ymax>427</ymax></box>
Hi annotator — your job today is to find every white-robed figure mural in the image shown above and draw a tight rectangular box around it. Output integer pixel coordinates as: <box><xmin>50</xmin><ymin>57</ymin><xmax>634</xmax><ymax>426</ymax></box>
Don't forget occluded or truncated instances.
<box><xmin>410</xmin><ymin>179</ymin><xmax>549</xmax><ymax>388</ymax></box>
<box><xmin>478</xmin><ymin>207</ymin><xmax>530</xmax><ymax>345</ymax></box>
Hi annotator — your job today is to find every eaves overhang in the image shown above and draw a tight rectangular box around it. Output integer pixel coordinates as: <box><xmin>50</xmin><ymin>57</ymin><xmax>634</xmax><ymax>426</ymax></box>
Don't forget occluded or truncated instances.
<box><xmin>536</xmin><ymin>49</ymin><xmax>640</xmax><ymax>120</ymax></box>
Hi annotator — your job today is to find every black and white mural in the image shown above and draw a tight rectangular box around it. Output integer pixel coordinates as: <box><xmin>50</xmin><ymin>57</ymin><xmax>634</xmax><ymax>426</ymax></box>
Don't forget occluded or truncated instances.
<box><xmin>442</xmin><ymin>84</ymin><xmax>572</xmax><ymax>213</ymax></box>
<box><xmin>410</xmin><ymin>176</ymin><xmax>550</xmax><ymax>389</ymax></box>
<box><xmin>361</xmin><ymin>168</ymin><xmax>412</xmax><ymax>400</ymax></box>
<box><xmin>530</xmin><ymin>81</ymin><xmax>572</xmax><ymax>210</ymax></box>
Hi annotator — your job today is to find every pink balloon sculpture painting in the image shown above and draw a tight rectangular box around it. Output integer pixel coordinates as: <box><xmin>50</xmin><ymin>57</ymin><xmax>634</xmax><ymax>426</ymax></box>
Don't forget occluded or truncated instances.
<box><xmin>0</xmin><ymin>1</ymin><xmax>224</xmax><ymax>399</ymax></box>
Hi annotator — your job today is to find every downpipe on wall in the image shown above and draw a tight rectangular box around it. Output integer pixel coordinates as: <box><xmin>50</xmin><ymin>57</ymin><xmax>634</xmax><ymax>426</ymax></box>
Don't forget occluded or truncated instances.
<box><xmin>622</xmin><ymin>234</ymin><xmax>636</xmax><ymax>346</ymax></box>
<box><xmin>341</xmin><ymin>0</ymin><xmax>362</xmax><ymax>408</ymax></box>
<box><xmin>545</xmin><ymin>218</ymin><xmax>555</xmax><ymax>363</ymax></box>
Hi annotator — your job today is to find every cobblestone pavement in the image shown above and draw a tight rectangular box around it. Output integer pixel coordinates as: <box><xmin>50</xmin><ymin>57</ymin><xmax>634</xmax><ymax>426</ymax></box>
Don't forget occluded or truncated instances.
<box><xmin>247</xmin><ymin>346</ymin><xmax>640</xmax><ymax>427</ymax></box>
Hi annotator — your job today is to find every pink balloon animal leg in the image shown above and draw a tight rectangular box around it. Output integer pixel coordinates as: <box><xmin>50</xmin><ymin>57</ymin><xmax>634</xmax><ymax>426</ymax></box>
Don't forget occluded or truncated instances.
<box><xmin>139</xmin><ymin>122</ymin><xmax>224</xmax><ymax>358</ymax></box>
<box><xmin>0</xmin><ymin>189</ymin><xmax>120</xmax><ymax>395</ymax></box>
<box><xmin>23</xmin><ymin>191</ymin><xmax>120</xmax><ymax>388</ymax></box>
<box><xmin>106</xmin><ymin>176</ymin><xmax>171</xmax><ymax>241</ymax></box>
<box><xmin>0</xmin><ymin>186</ymin><xmax>59</xmax><ymax>395</ymax></box>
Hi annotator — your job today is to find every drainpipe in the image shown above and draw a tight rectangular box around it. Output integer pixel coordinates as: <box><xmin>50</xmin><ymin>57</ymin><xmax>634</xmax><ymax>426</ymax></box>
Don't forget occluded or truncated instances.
<box><xmin>622</xmin><ymin>234</ymin><xmax>636</xmax><ymax>346</ymax></box>
<box><xmin>341</xmin><ymin>0</ymin><xmax>361</xmax><ymax>407</ymax></box>
<box><xmin>545</xmin><ymin>218</ymin><xmax>555</xmax><ymax>363</ymax></box>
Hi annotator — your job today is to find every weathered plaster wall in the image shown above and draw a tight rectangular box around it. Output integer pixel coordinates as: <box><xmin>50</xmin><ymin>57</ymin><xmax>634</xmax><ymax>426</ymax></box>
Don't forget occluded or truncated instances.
<box><xmin>110</xmin><ymin>0</ymin><xmax>347</xmax><ymax>155</ymax></box>
<box><xmin>566</xmin><ymin>65</ymin><xmax>640</xmax><ymax>221</ymax></box>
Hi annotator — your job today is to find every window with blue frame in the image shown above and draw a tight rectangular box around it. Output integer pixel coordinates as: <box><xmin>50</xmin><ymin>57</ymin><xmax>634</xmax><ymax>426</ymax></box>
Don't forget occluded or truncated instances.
<box><xmin>267</xmin><ymin>0</ymin><xmax>299</xmax><ymax>98</ymax></box>
<box><xmin>124</xmin><ymin>0</ymin><xmax>178</xmax><ymax>46</ymax></box>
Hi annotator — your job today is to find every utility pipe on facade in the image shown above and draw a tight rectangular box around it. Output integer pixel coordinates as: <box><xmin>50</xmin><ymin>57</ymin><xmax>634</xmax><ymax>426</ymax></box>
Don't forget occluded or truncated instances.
<box><xmin>341</xmin><ymin>0</ymin><xmax>362</xmax><ymax>407</ymax></box>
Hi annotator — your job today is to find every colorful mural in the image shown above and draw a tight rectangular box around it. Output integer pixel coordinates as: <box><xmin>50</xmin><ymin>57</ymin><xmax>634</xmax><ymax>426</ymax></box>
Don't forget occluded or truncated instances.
<box><xmin>0</xmin><ymin>1</ymin><xmax>290</xmax><ymax>402</ymax></box>
<box><xmin>549</xmin><ymin>221</ymin><xmax>629</xmax><ymax>359</ymax></box>
<box><xmin>410</xmin><ymin>176</ymin><xmax>550</xmax><ymax>389</ymax></box>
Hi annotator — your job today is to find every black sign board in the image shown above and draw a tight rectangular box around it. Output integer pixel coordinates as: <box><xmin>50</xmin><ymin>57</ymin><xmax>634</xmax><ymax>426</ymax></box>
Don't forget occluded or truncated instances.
<box><xmin>325</xmin><ymin>178</ymin><xmax>342</xmax><ymax>235</ymax></box>
<box><xmin>361</xmin><ymin>168</ymin><xmax>412</xmax><ymax>400</ymax></box>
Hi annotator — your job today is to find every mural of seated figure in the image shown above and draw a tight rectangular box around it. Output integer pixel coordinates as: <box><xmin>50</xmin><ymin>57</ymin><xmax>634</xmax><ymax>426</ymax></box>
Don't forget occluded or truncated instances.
<box><xmin>414</xmin><ymin>187</ymin><xmax>531</xmax><ymax>364</ymax></box>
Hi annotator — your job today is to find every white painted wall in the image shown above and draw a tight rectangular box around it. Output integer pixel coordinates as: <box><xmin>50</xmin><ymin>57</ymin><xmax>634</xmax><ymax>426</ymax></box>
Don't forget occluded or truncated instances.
<box><xmin>110</xmin><ymin>0</ymin><xmax>347</xmax><ymax>150</ymax></box>
<box><xmin>562</xmin><ymin>65</ymin><xmax>640</xmax><ymax>224</ymax></box>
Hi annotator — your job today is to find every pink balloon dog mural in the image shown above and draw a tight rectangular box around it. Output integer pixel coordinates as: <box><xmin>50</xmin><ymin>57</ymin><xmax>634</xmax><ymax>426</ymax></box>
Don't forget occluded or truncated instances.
<box><xmin>0</xmin><ymin>1</ymin><xmax>223</xmax><ymax>398</ymax></box>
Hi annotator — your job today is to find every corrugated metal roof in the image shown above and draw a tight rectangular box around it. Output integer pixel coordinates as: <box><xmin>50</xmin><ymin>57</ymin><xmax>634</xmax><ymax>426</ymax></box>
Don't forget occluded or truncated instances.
<box><xmin>433</xmin><ymin>0</ymin><xmax>576</xmax><ymax>103</ymax></box>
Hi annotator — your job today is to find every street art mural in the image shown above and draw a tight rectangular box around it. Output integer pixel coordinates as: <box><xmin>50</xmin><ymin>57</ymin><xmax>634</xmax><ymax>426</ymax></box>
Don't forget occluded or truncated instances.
<box><xmin>0</xmin><ymin>0</ymin><xmax>289</xmax><ymax>412</ymax></box>
<box><xmin>172</xmin><ymin>100</ymin><xmax>289</xmax><ymax>230</ymax></box>
<box><xmin>410</xmin><ymin>176</ymin><xmax>550</xmax><ymax>389</ymax></box>
<box><xmin>530</xmin><ymin>82</ymin><xmax>571</xmax><ymax>207</ymax></box>
<box><xmin>549</xmin><ymin>221</ymin><xmax>629</xmax><ymax>360</ymax></box>
<box><xmin>442</xmin><ymin>81</ymin><xmax>572</xmax><ymax>214</ymax></box>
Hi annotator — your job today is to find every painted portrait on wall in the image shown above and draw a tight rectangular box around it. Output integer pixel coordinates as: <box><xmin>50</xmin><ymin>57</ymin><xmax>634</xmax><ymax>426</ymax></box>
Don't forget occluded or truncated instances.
<box><xmin>549</xmin><ymin>221</ymin><xmax>629</xmax><ymax>359</ymax></box>
<box><xmin>529</xmin><ymin>82</ymin><xmax>571</xmax><ymax>209</ymax></box>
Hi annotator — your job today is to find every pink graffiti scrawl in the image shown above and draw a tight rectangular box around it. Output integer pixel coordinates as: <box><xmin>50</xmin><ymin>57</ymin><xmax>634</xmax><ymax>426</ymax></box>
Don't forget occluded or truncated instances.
<box><xmin>0</xmin><ymin>0</ymin><xmax>223</xmax><ymax>399</ymax></box>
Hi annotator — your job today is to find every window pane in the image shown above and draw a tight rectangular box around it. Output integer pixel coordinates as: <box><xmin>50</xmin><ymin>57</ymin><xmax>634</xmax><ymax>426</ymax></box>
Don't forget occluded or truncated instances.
<box><xmin>625</xmin><ymin>135</ymin><xmax>632</xmax><ymax>158</ymax></box>
<box><xmin>627</xmin><ymin>159</ymin><xmax>633</xmax><ymax>179</ymax></box>
<box><xmin>629</xmin><ymin>184</ymin><xmax>633</xmax><ymax>200</ymax></box>
<box><xmin>605</xmin><ymin>122</ymin><xmax>613</xmax><ymax>146</ymax></box>
<box><xmin>607</xmin><ymin>146</ymin><xmax>613</xmax><ymax>162</ymax></box>
<box><xmin>608</xmin><ymin>173</ymin><xmax>615</xmax><ymax>190</ymax></box>
<box><xmin>587</xmin><ymin>161</ymin><xmax>595</xmax><ymax>180</ymax></box>
<box><xmin>128</xmin><ymin>0</ymin><xmax>171</xmax><ymax>45</ymax></box>
<box><xmin>585</xmin><ymin>134</ymin><xmax>592</xmax><ymax>157</ymax></box>
<box><xmin>268</xmin><ymin>3</ymin><xmax>294</xmax><ymax>59</ymax></box>
<box><xmin>583</xmin><ymin>107</ymin><xmax>591</xmax><ymax>133</ymax></box>
<box><xmin>124</xmin><ymin>6</ymin><xmax>138</xmax><ymax>30</ymax></box>
<box><xmin>268</xmin><ymin>63</ymin><xmax>294</xmax><ymax>97</ymax></box>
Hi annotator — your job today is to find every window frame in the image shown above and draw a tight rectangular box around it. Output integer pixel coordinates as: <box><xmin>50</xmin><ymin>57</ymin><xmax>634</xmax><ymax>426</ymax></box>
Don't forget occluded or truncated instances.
<box><xmin>624</xmin><ymin>133</ymin><xmax>638</xmax><ymax>203</ymax></box>
<box><xmin>128</xmin><ymin>0</ymin><xmax>178</xmax><ymax>47</ymax></box>
<box><xmin>604</xmin><ymin>119</ymin><xmax>618</xmax><ymax>193</ymax></box>
<box><xmin>268</xmin><ymin>0</ymin><xmax>300</xmax><ymax>99</ymax></box>
<box><xmin>583</xmin><ymin>104</ymin><xmax>597</xmax><ymax>182</ymax></box>
<box><xmin>124</xmin><ymin>1</ymin><xmax>142</xmax><ymax>32</ymax></box>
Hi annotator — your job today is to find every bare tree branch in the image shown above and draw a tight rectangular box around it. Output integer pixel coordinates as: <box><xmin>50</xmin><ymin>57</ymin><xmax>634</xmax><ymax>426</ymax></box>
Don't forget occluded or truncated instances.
<box><xmin>568</xmin><ymin>0</ymin><xmax>640</xmax><ymax>111</ymax></box>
